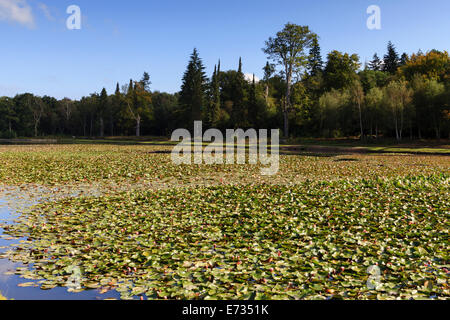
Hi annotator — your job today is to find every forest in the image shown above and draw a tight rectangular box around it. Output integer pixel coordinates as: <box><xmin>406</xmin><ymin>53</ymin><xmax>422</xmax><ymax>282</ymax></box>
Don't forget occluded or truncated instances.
<box><xmin>0</xmin><ymin>23</ymin><xmax>449</xmax><ymax>140</ymax></box>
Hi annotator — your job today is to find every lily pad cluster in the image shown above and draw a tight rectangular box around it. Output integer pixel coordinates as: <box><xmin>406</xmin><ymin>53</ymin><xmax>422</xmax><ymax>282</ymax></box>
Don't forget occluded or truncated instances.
<box><xmin>2</xmin><ymin>174</ymin><xmax>449</xmax><ymax>300</ymax></box>
<box><xmin>0</xmin><ymin>145</ymin><xmax>448</xmax><ymax>187</ymax></box>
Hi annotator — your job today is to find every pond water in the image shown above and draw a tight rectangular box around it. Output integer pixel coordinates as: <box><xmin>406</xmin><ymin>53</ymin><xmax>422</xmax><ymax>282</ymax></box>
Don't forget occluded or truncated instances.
<box><xmin>0</xmin><ymin>189</ymin><xmax>120</xmax><ymax>300</ymax></box>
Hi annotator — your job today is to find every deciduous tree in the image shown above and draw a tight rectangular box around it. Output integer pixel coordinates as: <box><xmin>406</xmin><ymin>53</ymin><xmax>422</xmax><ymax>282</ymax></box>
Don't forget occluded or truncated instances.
<box><xmin>263</xmin><ymin>23</ymin><xmax>317</xmax><ymax>137</ymax></box>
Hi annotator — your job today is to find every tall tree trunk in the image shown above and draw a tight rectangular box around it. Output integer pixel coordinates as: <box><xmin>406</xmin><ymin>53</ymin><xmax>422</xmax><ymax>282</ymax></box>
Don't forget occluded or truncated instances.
<box><xmin>319</xmin><ymin>113</ymin><xmax>324</xmax><ymax>136</ymax></box>
<box><xmin>110</xmin><ymin>114</ymin><xmax>114</xmax><ymax>136</ymax></box>
<box><xmin>265</xmin><ymin>84</ymin><xmax>269</xmax><ymax>103</ymax></box>
<box><xmin>394</xmin><ymin>112</ymin><xmax>400</xmax><ymax>142</ymax></box>
<box><xmin>284</xmin><ymin>69</ymin><xmax>292</xmax><ymax>138</ymax></box>
<box><xmin>410</xmin><ymin>120</ymin><xmax>413</xmax><ymax>140</ymax></box>
<box><xmin>433</xmin><ymin>114</ymin><xmax>440</xmax><ymax>140</ymax></box>
<box><xmin>283</xmin><ymin>106</ymin><xmax>289</xmax><ymax>139</ymax></box>
<box><xmin>136</xmin><ymin>115</ymin><xmax>141</xmax><ymax>137</ymax></box>
<box><xmin>400</xmin><ymin>109</ymin><xmax>404</xmax><ymax>140</ymax></box>
<box><xmin>99</xmin><ymin>117</ymin><xmax>104</xmax><ymax>137</ymax></box>
<box><xmin>358</xmin><ymin>102</ymin><xmax>364</xmax><ymax>140</ymax></box>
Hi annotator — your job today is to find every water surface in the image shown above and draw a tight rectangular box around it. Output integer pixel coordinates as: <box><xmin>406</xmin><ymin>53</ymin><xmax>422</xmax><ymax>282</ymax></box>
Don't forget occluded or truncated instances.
<box><xmin>0</xmin><ymin>188</ymin><xmax>120</xmax><ymax>300</ymax></box>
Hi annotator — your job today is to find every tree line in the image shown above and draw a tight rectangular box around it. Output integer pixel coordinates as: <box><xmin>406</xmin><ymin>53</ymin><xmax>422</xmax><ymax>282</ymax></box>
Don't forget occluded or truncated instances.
<box><xmin>1</xmin><ymin>23</ymin><xmax>449</xmax><ymax>140</ymax></box>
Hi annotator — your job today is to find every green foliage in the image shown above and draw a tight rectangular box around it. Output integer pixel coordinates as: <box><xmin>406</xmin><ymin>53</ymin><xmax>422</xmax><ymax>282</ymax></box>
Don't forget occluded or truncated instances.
<box><xmin>368</xmin><ymin>53</ymin><xmax>382</xmax><ymax>71</ymax></box>
<box><xmin>358</xmin><ymin>70</ymin><xmax>389</xmax><ymax>93</ymax></box>
<box><xmin>230</xmin><ymin>58</ymin><xmax>247</xmax><ymax>128</ymax></box>
<box><xmin>324</xmin><ymin>51</ymin><xmax>360</xmax><ymax>91</ymax></box>
<box><xmin>2</xmin><ymin>170</ymin><xmax>449</xmax><ymax>300</ymax></box>
<box><xmin>383</xmin><ymin>80</ymin><xmax>413</xmax><ymax>141</ymax></box>
<box><xmin>263</xmin><ymin>23</ymin><xmax>318</xmax><ymax>137</ymax></box>
<box><xmin>307</xmin><ymin>37</ymin><xmax>323</xmax><ymax>77</ymax></box>
<box><xmin>0</xmin><ymin>96</ymin><xmax>17</xmax><ymax>138</ymax></box>
<box><xmin>383</xmin><ymin>41</ymin><xmax>400</xmax><ymax>74</ymax></box>
<box><xmin>205</xmin><ymin>65</ymin><xmax>221</xmax><ymax>128</ymax></box>
<box><xmin>0</xmin><ymin>27</ymin><xmax>448</xmax><ymax>140</ymax></box>
<box><xmin>179</xmin><ymin>48</ymin><xmax>208</xmax><ymax>132</ymax></box>
<box><xmin>318</xmin><ymin>89</ymin><xmax>349</xmax><ymax>137</ymax></box>
<box><xmin>365</xmin><ymin>87</ymin><xmax>384</xmax><ymax>137</ymax></box>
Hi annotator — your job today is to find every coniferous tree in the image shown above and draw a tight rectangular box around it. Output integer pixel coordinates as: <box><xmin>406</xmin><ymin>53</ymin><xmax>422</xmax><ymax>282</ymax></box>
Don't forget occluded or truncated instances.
<box><xmin>212</xmin><ymin>64</ymin><xmax>221</xmax><ymax>127</ymax></box>
<box><xmin>206</xmin><ymin>65</ymin><xmax>221</xmax><ymax>128</ymax></box>
<box><xmin>263</xmin><ymin>62</ymin><xmax>275</xmax><ymax>103</ymax></box>
<box><xmin>307</xmin><ymin>37</ymin><xmax>323</xmax><ymax>76</ymax></box>
<box><xmin>248</xmin><ymin>74</ymin><xmax>258</xmax><ymax>127</ymax></box>
<box><xmin>108</xmin><ymin>82</ymin><xmax>121</xmax><ymax>136</ymax></box>
<box><xmin>369</xmin><ymin>53</ymin><xmax>382</xmax><ymax>71</ymax></box>
<box><xmin>179</xmin><ymin>48</ymin><xmax>207</xmax><ymax>132</ymax></box>
<box><xmin>127</xmin><ymin>79</ymin><xmax>134</xmax><ymax>102</ymax></box>
<box><xmin>399</xmin><ymin>53</ymin><xmax>408</xmax><ymax>66</ymax></box>
<box><xmin>98</xmin><ymin>88</ymin><xmax>108</xmax><ymax>137</ymax></box>
<box><xmin>383</xmin><ymin>41</ymin><xmax>400</xmax><ymax>74</ymax></box>
<box><xmin>0</xmin><ymin>97</ymin><xmax>17</xmax><ymax>137</ymax></box>
<box><xmin>231</xmin><ymin>57</ymin><xmax>246</xmax><ymax>127</ymax></box>
<box><xmin>140</xmin><ymin>72</ymin><xmax>151</xmax><ymax>91</ymax></box>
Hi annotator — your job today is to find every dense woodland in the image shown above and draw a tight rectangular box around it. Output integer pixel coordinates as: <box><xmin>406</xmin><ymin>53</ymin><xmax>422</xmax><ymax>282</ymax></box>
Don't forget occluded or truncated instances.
<box><xmin>1</xmin><ymin>23</ymin><xmax>449</xmax><ymax>140</ymax></box>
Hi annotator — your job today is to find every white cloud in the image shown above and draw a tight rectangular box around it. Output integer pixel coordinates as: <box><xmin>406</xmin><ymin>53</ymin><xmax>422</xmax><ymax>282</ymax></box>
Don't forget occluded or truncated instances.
<box><xmin>244</xmin><ymin>73</ymin><xmax>260</xmax><ymax>83</ymax></box>
<box><xmin>0</xmin><ymin>0</ymin><xmax>34</xmax><ymax>28</ymax></box>
<box><xmin>38</xmin><ymin>2</ymin><xmax>53</xmax><ymax>21</ymax></box>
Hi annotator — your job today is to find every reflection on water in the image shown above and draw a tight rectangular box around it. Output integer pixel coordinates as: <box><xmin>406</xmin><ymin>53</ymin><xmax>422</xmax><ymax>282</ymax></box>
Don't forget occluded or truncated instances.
<box><xmin>0</xmin><ymin>187</ymin><xmax>120</xmax><ymax>300</ymax></box>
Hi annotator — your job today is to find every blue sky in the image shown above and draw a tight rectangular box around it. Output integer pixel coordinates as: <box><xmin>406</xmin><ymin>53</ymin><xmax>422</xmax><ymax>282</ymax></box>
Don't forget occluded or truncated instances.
<box><xmin>0</xmin><ymin>0</ymin><xmax>449</xmax><ymax>99</ymax></box>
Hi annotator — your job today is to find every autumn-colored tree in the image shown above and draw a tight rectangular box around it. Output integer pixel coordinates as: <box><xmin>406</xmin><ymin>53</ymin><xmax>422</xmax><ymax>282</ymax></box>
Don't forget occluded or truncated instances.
<box><xmin>399</xmin><ymin>50</ymin><xmax>449</xmax><ymax>82</ymax></box>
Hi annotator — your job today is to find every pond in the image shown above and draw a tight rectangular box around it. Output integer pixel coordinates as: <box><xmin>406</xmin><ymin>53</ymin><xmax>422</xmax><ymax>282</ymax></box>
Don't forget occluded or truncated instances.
<box><xmin>0</xmin><ymin>188</ymin><xmax>120</xmax><ymax>300</ymax></box>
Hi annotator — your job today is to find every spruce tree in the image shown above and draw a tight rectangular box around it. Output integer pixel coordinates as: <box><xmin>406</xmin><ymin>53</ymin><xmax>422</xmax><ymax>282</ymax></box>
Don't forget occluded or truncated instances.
<box><xmin>212</xmin><ymin>65</ymin><xmax>221</xmax><ymax>126</ymax></box>
<box><xmin>263</xmin><ymin>62</ymin><xmax>275</xmax><ymax>103</ymax></box>
<box><xmin>179</xmin><ymin>48</ymin><xmax>207</xmax><ymax>131</ymax></box>
<box><xmin>369</xmin><ymin>53</ymin><xmax>382</xmax><ymax>71</ymax></box>
<box><xmin>140</xmin><ymin>72</ymin><xmax>151</xmax><ymax>91</ymax></box>
<box><xmin>216</xmin><ymin>59</ymin><xmax>221</xmax><ymax>85</ymax></box>
<box><xmin>127</xmin><ymin>79</ymin><xmax>134</xmax><ymax>96</ymax></box>
<box><xmin>206</xmin><ymin>65</ymin><xmax>221</xmax><ymax>128</ymax></box>
<box><xmin>232</xmin><ymin>57</ymin><xmax>246</xmax><ymax>128</ymax></box>
<box><xmin>307</xmin><ymin>37</ymin><xmax>323</xmax><ymax>76</ymax></box>
<box><xmin>110</xmin><ymin>82</ymin><xmax>121</xmax><ymax>136</ymax></box>
<box><xmin>383</xmin><ymin>41</ymin><xmax>400</xmax><ymax>74</ymax></box>
<box><xmin>98</xmin><ymin>88</ymin><xmax>108</xmax><ymax>137</ymax></box>
<box><xmin>248</xmin><ymin>74</ymin><xmax>258</xmax><ymax>128</ymax></box>
<box><xmin>399</xmin><ymin>53</ymin><xmax>408</xmax><ymax>66</ymax></box>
